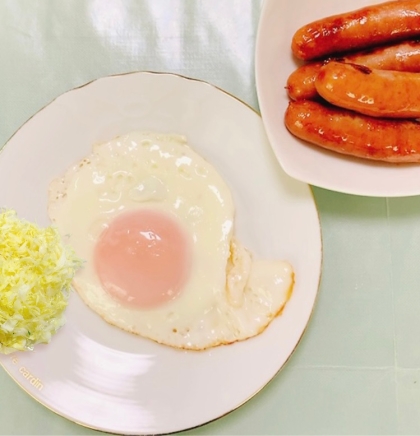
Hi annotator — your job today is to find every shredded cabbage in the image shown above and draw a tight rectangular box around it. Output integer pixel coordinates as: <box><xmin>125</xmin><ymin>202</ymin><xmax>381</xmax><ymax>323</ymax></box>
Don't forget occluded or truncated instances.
<box><xmin>0</xmin><ymin>209</ymin><xmax>82</xmax><ymax>354</ymax></box>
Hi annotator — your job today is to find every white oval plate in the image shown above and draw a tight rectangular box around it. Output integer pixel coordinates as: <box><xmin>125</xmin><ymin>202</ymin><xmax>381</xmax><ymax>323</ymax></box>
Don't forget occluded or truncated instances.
<box><xmin>0</xmin><ymin>72</ymin><xmax>322</xmax><ymax>435</ymax></box>
<box><xmin>256</xmin><ymin>0</ymin><xmax>420</xmax><ymax>197</ymax></box>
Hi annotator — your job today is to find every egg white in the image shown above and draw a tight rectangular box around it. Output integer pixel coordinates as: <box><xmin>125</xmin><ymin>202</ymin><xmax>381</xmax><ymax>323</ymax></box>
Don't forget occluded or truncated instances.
<box><xmin>48</xmin><ymin>132</ymin><xmax>294</xmax><ymax>350</ymax></box>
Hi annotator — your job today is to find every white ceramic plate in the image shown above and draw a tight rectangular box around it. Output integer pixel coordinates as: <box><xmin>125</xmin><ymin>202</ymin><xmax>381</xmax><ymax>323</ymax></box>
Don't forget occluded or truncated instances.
<box><xmin>256</xmin><ymin>0</ymin><xmax>420</xmax><ymax>197</ymax></box>
<box><xmin>0</xmin><ymin>72</ymin><xmax>322</xmax><ymax>435</ymax></box>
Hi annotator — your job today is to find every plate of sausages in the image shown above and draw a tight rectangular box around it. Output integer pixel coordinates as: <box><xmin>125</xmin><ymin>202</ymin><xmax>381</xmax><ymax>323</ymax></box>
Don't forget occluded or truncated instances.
<box><xmin>256</xmin><ymin>0</ymin><xmax>420</xmax><ymax>197</ymax></box>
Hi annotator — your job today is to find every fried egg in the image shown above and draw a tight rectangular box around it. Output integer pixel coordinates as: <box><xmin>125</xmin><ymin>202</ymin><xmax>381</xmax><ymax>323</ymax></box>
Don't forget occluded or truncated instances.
<box><xmin>48</xmin><ymin>132</ymin><xmax>294</xmax><ymax>350</ymax></box>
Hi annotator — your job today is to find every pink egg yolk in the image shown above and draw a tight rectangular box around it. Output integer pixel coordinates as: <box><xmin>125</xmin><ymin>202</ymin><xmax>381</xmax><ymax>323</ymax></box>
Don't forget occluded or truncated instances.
<box><xmin>93</xmin><ymin>209</ymin><xmax>192</xmax><ymax>309</ymax></box>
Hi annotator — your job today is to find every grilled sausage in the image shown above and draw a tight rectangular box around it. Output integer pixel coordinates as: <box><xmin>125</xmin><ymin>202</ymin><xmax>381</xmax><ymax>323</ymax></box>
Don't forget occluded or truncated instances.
<box><xmin>284</xmin><ymin>100</ymin><xmax>420</xmax><ymax>163</ymax></box>
<box><xmin>291</xmin><ymin>0</ymin><xmax>420</xmax><ymax>61</ymax></box>
<box><xmin>315</xmin><ymin>61</ymin><xmax>420</xmax><ymax>118</ymax></box>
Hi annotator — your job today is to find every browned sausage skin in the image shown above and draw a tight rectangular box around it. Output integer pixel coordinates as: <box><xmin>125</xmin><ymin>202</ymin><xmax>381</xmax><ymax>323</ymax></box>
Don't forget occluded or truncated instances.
<box><xmin>286</xmin><ymin>62</ymin><xmax>325</xmax><ymax>101</ymax></box>
<box><xmin>286</xmin><ymin>40</ymin><xmax>420</xmax><ymax>101</ymax></box>
<box><xmin>354</xmin><ymin>40</ymin><xmax>420</xmax><ymax>70</ymax></box>
<box><xmin>284</xmin><ymin>100</ymin><xmax>420</xmax><ymax>163</ymax></box>
<box><xmin>291</xmin><ymin>0</ymin><xmax>420</xmax><ymax>61</ymax></box>
<box><xmin>315</xmin><ymin>61</ymin><xmax>420</xmax><ymax>118</ymax></box>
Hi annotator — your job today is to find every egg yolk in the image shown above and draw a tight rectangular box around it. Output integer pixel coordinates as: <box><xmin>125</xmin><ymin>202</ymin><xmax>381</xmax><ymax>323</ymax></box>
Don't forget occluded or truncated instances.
<box><xmin>94</xmin><ymin>209</ymin><xmax>191</xmax><ymax>308</ymax></box>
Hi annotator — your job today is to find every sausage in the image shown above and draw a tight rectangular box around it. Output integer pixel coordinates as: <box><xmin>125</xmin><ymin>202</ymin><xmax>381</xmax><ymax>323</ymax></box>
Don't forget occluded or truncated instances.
<box><xmin>315</xmin><ymin>61</ymin><xmax>420</xmax><ymax>118</ymax></box>
<box><xmin>286</xmin><ymin>62</ymin><xmax>325</xmax><ymax>101</ymax></box>
<box><xmin>291</xmin><ymin>0</ymin><xmax>420</xmax><ymax>61</ymax></box>
<box><xmin>284</xmin><ymin>100</ymin><xmax>420</xmax><ymax>163</ymax></box>
<box><xmin>286</xmin><ymin>40</ymin><xmax>420</xmax><ymax>100</ymax></box>
<box><xmin>350</xmin><ymin>40</ymin><xmax>420</xmax><ymax>71</ymax></box>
